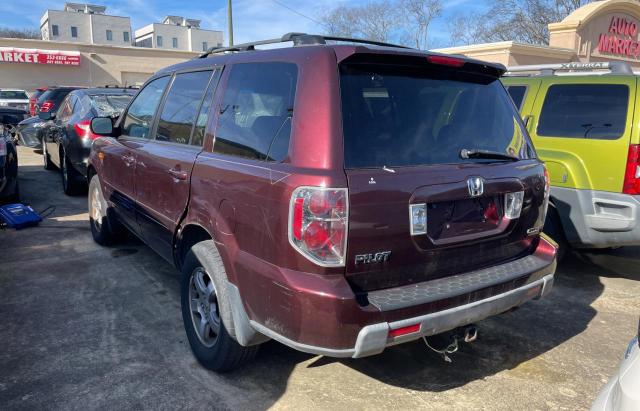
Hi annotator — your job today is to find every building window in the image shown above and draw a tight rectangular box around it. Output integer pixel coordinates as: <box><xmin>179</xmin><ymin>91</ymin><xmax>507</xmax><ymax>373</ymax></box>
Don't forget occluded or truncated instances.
<box><xmin>106</xmin><ymin>30</ymin><xmax>113</xmax><ymax>41</ymax></box>
<box><xmin>157</xmin><ymin>35</ymin><xmax>163</xmax><ymax>47</ymax></box>
<box><xmin>71</xmin><ymin>26</ymin><xmax>78</xmax><ymax>38</ymax></box>
<box><xmin>172</xmin><ymin>37</ymin><xmax>178</xmax><ymax>48</ymax></box>
<box><xmin>123</xmin><ymin>31</ymin><xmax>130</xmax><ymax>43</ymax></box>
<box><xmin>217</xmin><ymin>42</ymin><xmax>223</xmax><ymax>47</ymax></box>
<box><xmin>202</xmin><ymin>42</ymin><xmax>208</xmax><ymax>51</ymax></box>
<box><xmin>52</xmin><ymin>25</ymin><xmax>59</xmax><ymax>36</ymax></box>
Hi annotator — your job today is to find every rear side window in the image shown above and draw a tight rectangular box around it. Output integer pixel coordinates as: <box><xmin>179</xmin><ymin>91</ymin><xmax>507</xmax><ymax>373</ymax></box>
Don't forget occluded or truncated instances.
<box><xmin>537</xmin><ymin>84</ymin><xmax>629</xmax><ymax>140</ymax></box>
<box><xmin>122</xmin><ymin>76</ymin><xmax>170</xmax><ymax>139</ymax></box>
<box><xmin>506</xmin><ymin>86</ymin><xmax>527</xmax><ymax>110</ymax></box>
<box><xmin>192</xmin><ymin>69</ymin><xmax>222</xmax><ymax>147</ymax></box>
<box><xmin>214</xmin><ymin>62</ymin><xmax>297</xmax><ymax>161</ymax></box>
<box><xmin>155</xmin><ymin>70</ymin><xmax>213</xmax><ymax>145</ymax></box>
<box><xmin>340</xmin><ymin>63</ymin><xmax>530</xmax><ymax>168</ymax></box>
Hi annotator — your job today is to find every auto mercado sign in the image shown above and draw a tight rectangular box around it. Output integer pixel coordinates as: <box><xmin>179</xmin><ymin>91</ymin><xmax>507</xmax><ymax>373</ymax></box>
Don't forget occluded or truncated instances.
<box><xmin>597</xmin><ymin>16</ymin><xmax>640</xmax><ymax>58</ymax></box>
<box><xmin>0</xmin><ymin>47</ymin><xmax>80</xmax><ymax>66</ymax></box>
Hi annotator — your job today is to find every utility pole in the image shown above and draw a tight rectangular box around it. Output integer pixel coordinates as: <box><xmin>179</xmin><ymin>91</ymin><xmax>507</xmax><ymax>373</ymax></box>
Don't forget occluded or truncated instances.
<box><xmin>228</xmin><ymin>0</ymin><xmax>234</xmax><ymax>47</ymax></box>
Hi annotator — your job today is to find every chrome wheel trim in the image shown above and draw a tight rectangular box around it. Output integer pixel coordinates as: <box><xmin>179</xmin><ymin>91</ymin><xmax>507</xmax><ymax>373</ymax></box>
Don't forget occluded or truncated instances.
<box><xmin>188</xmin><ymin>267</ymin><xmax>221</xmax><ymax>348</ymax></box>
<box><xmin>90</xmin><ymin>185</ymin><xmax>103</xmax><ymax>230</ymax></box>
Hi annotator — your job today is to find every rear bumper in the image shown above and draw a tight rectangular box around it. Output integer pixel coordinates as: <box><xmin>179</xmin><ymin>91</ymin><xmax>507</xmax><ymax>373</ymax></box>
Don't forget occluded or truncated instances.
<box><xmin>552</xmin><ymin>187</ymin><xmax>640</xmax><ymax>248</ymax></box>
<box><xmin>231</xmin><ymin>236</ymin><xmax>557</xmax><ymax>357</ymax></box>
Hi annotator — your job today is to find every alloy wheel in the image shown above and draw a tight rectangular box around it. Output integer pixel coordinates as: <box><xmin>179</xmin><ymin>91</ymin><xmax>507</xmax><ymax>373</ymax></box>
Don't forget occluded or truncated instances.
<box><xmin>188</xmin><ymin>267</ymin><xmax>221</xmax><ymax>347</ymax></box>
<box><xmin>90</xmin><ymin>185</ymin><xmax>103</xmax><ymax>230</ymax></box>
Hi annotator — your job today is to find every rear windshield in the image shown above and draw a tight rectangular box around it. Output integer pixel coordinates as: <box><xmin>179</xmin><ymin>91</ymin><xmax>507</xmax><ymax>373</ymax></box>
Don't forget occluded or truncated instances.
<box><xmin>84</xmin><ymin>94</ymin><xmax>132</xmax><ymax>117</ymax></box>
<box><xmin>0</xmin><ymin>91</ymin><xmax>28</xmax><ymax>100</ymax></box>
<box><xmin>340</xmin><ymin>63</ymin><xmax>531</xmax><ymax>168</ymax></box>
<box><xmin>38</xmin><ymin>89</ymin><xmax>74</xmax><ymax>105</ymax></box>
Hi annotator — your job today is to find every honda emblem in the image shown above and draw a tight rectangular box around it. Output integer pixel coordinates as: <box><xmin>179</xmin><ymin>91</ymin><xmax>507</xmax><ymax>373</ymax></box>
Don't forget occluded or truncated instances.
<box><xmin>467</xmin><ymin>177</ymin><xmax>484</xmax><ymax>197</ymax></box>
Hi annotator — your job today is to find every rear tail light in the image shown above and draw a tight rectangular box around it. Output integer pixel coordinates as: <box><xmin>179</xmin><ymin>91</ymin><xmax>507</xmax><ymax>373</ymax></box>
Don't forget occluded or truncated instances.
<box><xmin>427</xmin><ymin>55</ymin><xmax>465</xmax><ymax>67</ymax></box>
<box><xmin>504</xmin><ymin>191</ymin><xmax>524</xmax><ymax>220</ymax></box>
<box><xmin>40</xmin><ymin>101</ymin><xmax>54</xmax><ymax>112</ymax></box>
<box><xmin>624</xmin><ymin>145</ymin><xmax>640</xmax><ymax>194</ymax></box>
<box><xmin>289</xmin><ymin>187</ymin><xmax>348</xmax><ymax>267</ymax></box>
<box><xmin>0</xmin><ymin>138</ymin><xmax>6</xmax><ymax>156</ymax></box>
<box><xmin>74</xmin><ymin>120</ymin><xmax>100</xmax><ymax>140</ymax></box>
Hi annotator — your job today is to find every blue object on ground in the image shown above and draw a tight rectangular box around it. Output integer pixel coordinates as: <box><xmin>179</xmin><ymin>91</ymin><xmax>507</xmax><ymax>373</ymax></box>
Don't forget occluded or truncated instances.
<box><xmin>0</xmin><ymin>203</ymin><xmax>42</xmax><ymax>229</ymax></box>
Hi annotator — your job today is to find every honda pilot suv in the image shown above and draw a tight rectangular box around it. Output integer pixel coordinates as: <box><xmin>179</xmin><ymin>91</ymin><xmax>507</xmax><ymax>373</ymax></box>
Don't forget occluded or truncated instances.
<box><xmin>87</xmin><ymin>33</ymin><xmax>557</xmax><ymax>372</ymax></box>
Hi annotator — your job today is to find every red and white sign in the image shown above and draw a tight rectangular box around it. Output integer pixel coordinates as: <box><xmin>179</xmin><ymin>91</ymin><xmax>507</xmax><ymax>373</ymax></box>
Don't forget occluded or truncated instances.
<box><xmin>597</xmin><ymin>16</ymin><xmax>640</xmax><ymax>58</ymax></box>
<box><xmin>0</xmin><ymin>47</ymin><xmax>81</xmax><ymax>66</ymax></box>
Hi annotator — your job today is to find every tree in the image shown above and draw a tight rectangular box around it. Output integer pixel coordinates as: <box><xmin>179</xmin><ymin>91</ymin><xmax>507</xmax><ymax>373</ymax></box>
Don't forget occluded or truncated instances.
<box><xmin>400</xmin><ymin>0</ymin><xmax>443</xmax><ymax>49</ymax></box>
<box><xmin>0</xmin><ymin>27</ymin><xmax>41</xmax><ymax>40</ymax></box>
<box><xmin>450</xmin><ymin>0</ymin><xmax>590</xmax><ymax>46</ymax></box>
<box><xmin>321</xmin><ymin>1</ymin><xmax>400</xmax><ymax>43</ymax></box>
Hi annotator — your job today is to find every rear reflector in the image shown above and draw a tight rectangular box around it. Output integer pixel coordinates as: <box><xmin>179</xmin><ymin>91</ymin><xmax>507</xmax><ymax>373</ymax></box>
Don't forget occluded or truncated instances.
<box><xmin>624</xmin><ymin>145</ymin><xmax>640</xmax><ymax>194</ymax></box>
<box><xmin>427</xmin><ymin>55</ymin><xmax>465</xmax><ymax>68</ymax></box>
<box><xmin>388</xmin><ymin>324</ymin><xmax>420</xmax><ymax>338</ymax></box>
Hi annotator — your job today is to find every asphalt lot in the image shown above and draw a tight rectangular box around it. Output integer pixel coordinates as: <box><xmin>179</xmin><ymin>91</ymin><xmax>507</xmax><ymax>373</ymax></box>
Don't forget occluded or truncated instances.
<box><xmin>1</xmin><ymin>146</ymin><xmax>639</xmax><ymax>410</ymax></box>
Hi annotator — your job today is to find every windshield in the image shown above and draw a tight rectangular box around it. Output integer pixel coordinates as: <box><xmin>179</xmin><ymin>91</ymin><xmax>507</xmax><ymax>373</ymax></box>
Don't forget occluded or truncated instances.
<box><xmin>88</xmin><ymin>94</ymin><xmax>132</xmax><ymax>117</ymax></box>
<box><xmin>340</xmin><ymin>63</ymin><xmax>532</xmax><ymax>168</ymax></box>
<box><xmin>0</xmin><ymin>90</ymin><xmax>28</xmax><ymax>100</ymax></box>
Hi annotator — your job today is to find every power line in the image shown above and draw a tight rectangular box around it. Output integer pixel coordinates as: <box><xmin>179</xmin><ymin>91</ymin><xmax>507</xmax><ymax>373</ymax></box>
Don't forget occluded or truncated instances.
<box><xmin>269</xmin><ymin>0</ymin><xmax>329</xmax><ymax>28</ymax></box>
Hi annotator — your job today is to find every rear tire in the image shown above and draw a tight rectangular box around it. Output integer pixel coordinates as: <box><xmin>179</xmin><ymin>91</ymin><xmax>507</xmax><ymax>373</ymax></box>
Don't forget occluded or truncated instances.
<box><xmin>543</xmin><ymin>202</ymin><xmax>568</xmax><ymax>261</ymax></box>
<box><xmin>181</xmin><ymin>240</ymin><xmax>259</xmax><ymax>373</ymax></box>
<box><xmin>61</xmin><ymin>149</ymin><xmax>82</xmax><ymax>195</ymax></box>
<box><xmin>88</xmin><ymin>175</ymin><xmax>123</xmax><ymax>245</ymax></box>
<box><xmin>42</xmin><ymin>139</ymin><xmax>54</xmax><ymax>170</ymax></box>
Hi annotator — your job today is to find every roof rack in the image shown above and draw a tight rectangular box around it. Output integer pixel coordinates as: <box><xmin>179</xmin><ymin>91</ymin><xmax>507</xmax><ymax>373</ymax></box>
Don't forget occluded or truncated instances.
<box><xmin>504</xmin><ymin>61</ymin><xmax>633</xmax><ymax>76</ymax></box>
<box><xmin>198</xmin><ymin>32</ymin><xmax>411</xmax><ymax>58</ymax></box>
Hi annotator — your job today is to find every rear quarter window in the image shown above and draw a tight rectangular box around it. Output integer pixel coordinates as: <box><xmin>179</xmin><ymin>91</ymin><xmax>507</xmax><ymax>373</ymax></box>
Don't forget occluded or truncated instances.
<box><xmin>506</xmin><ymin>85</ymin><xmax>527</xmax><ymax>110</ymax></box>
<box><xmin>537</xmin><ymin>84</ymin><xmax>629</xmax><ymax>140</ymax></box>
<box><xmin>213</xmin><ymin>62</ymin><xmax>297</xmax><ymax>162</ymax></box>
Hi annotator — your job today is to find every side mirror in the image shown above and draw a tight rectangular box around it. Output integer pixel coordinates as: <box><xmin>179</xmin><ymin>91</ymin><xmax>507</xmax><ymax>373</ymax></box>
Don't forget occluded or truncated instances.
<box><xmin>90</xmin><ymin>117</ymin><xmax>114</xmax><ymax>136</ymax></box>
<box><xmin>39</xmin><ymin>111</ymin><xmax>54</xmax><ymax>121</ymax></box>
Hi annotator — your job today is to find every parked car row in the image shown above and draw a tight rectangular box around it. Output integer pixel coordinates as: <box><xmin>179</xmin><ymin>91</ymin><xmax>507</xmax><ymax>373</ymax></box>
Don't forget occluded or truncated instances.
<box><xmin>9</xmin><ymin>36</ymin><xmax>637</xmax><ymax>392</ymax></box>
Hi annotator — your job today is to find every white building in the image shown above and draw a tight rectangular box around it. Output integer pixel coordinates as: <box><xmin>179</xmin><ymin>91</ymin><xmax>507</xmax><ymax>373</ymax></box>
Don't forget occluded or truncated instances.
<box><xmin>134</xmin><ymin>16</ymin><xmax>224</xmax><ymax>52</ymax></box>
<box><xmin>40</xmin><ymin>3</ymin><xmax>132</xmax><ymax>47</ymax></box>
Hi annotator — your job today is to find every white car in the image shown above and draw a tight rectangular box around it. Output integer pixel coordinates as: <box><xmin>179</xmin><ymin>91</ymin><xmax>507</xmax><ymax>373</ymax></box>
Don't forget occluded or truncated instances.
<box><xmin>0</xmin><ymin>89</ymin><xmax>29</xmax><ymax>111</ymax></box>
<box><xmin>592</xmin><ymin>323</ymin><xmax>640</xmax><ymax>411</ymax></box>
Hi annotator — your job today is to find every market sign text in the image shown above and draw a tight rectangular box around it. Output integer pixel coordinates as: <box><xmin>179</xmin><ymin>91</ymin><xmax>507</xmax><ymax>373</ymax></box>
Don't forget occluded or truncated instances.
<box><xmin>597</xmin><ymin>16</ymin><xmax>640</xmax><ymax>58</ymax></box>
<box><xmin>0</xmin><ymin>47</ymin><xmax>81</xmax><ymax>66</ymax></box>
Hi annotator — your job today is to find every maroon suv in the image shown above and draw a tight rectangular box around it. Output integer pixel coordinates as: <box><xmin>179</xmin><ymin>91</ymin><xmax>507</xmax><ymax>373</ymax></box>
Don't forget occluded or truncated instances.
<box><xmin>87</xmin><ymin>33</ymin><xmax>557</xmax><ymax>372</ymax></box>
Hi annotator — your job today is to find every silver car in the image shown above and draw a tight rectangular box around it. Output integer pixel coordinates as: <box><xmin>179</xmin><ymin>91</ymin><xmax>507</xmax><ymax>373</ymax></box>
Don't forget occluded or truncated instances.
<box><xmin>0</xmin><ymin>89</ymin><xmax>29</xmax><ymax>112</ymax></box>
<box><xmin>592</xmin><ymin>322</ymin><xmax>640</xmax><ymax>411</ymax></box>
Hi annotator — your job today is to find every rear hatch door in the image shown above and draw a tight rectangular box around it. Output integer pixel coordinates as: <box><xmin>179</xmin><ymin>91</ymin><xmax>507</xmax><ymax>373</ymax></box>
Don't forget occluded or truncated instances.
<box><xmin>340</xmin><ymin>55</ymin><xmax>547</xmax><ymax>292</ymax></box>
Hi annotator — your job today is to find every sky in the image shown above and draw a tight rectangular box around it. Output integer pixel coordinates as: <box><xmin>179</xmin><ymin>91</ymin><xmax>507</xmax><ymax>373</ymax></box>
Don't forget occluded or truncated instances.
<box><xmin>0</xmin><ymin>0</ymin><xmax>489</xmax><ymax>47</ymax></box>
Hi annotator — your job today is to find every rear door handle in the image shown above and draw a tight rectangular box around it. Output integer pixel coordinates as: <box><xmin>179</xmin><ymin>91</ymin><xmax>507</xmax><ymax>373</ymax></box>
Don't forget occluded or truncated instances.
<box><xmin>122</xmin><ymin>154</ymin><xmax>135</xmax><ymax>167</ymax></box>
<box><xmin>168</xmin><ymin>168</ymin><xmax>188</xmax><ymax>181</ymax></box>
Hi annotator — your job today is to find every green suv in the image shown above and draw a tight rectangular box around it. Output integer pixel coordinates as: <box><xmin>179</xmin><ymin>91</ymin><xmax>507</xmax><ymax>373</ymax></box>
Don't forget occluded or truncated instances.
<box><xmin>503</xmin><ymin>62</ymin><xmax>640</xmax><ymax>256</ymax></box>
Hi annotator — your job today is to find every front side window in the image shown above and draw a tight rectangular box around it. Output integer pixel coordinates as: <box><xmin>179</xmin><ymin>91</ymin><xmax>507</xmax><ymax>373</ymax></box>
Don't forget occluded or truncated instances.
<box><xmin>340</xmin><ymin>63</ymin><xmax>531</xmax><ymax>168</ymax></box>
<box><xmin>537</xmin><ymin>84</ymin><xmax>629</xmax><ymax>140</ymax></box>
<box><xmin>122</xmin><ymin>76</ymin><xmax>170</xmax><ymax>139</ymax></box>
<box><xmin>155</xmin><ymin>70</ymin><xmax>213</xmax><ymax>145</ymax></box>
<box><xmin>214</xmin><ymin>62</ymin><xmax>298</xmax><ymax>162</ymax></box>
<box><xmin>506</xmin><ymin>85</ymin><xmax>527</xmax><ymax>110</ymax></box>
<box><xmin>71</xmin><ymin>26</ymin><xmax>78</xmax><ymax>38</ymax></box>
<box><xmin>106</xmin><ymin>30</ymin><xmax>113</xmax><ymax>41</ymax></box>
<box><xmin>52</xmin><ymin>25</ymin><xmax>59</xmax><ymax>36</ymax></box>
<box><xmin>157</xmin><ymin>35</ymin><xmax>163</xmax><ymax>47</ymax></box>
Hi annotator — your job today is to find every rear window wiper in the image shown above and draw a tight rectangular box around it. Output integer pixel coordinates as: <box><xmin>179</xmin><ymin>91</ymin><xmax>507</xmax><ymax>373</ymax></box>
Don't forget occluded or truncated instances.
<box><xmin>460</xmin><ymin>149</ymin><xmax>519</xmax><ymax>162</ymax></box>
